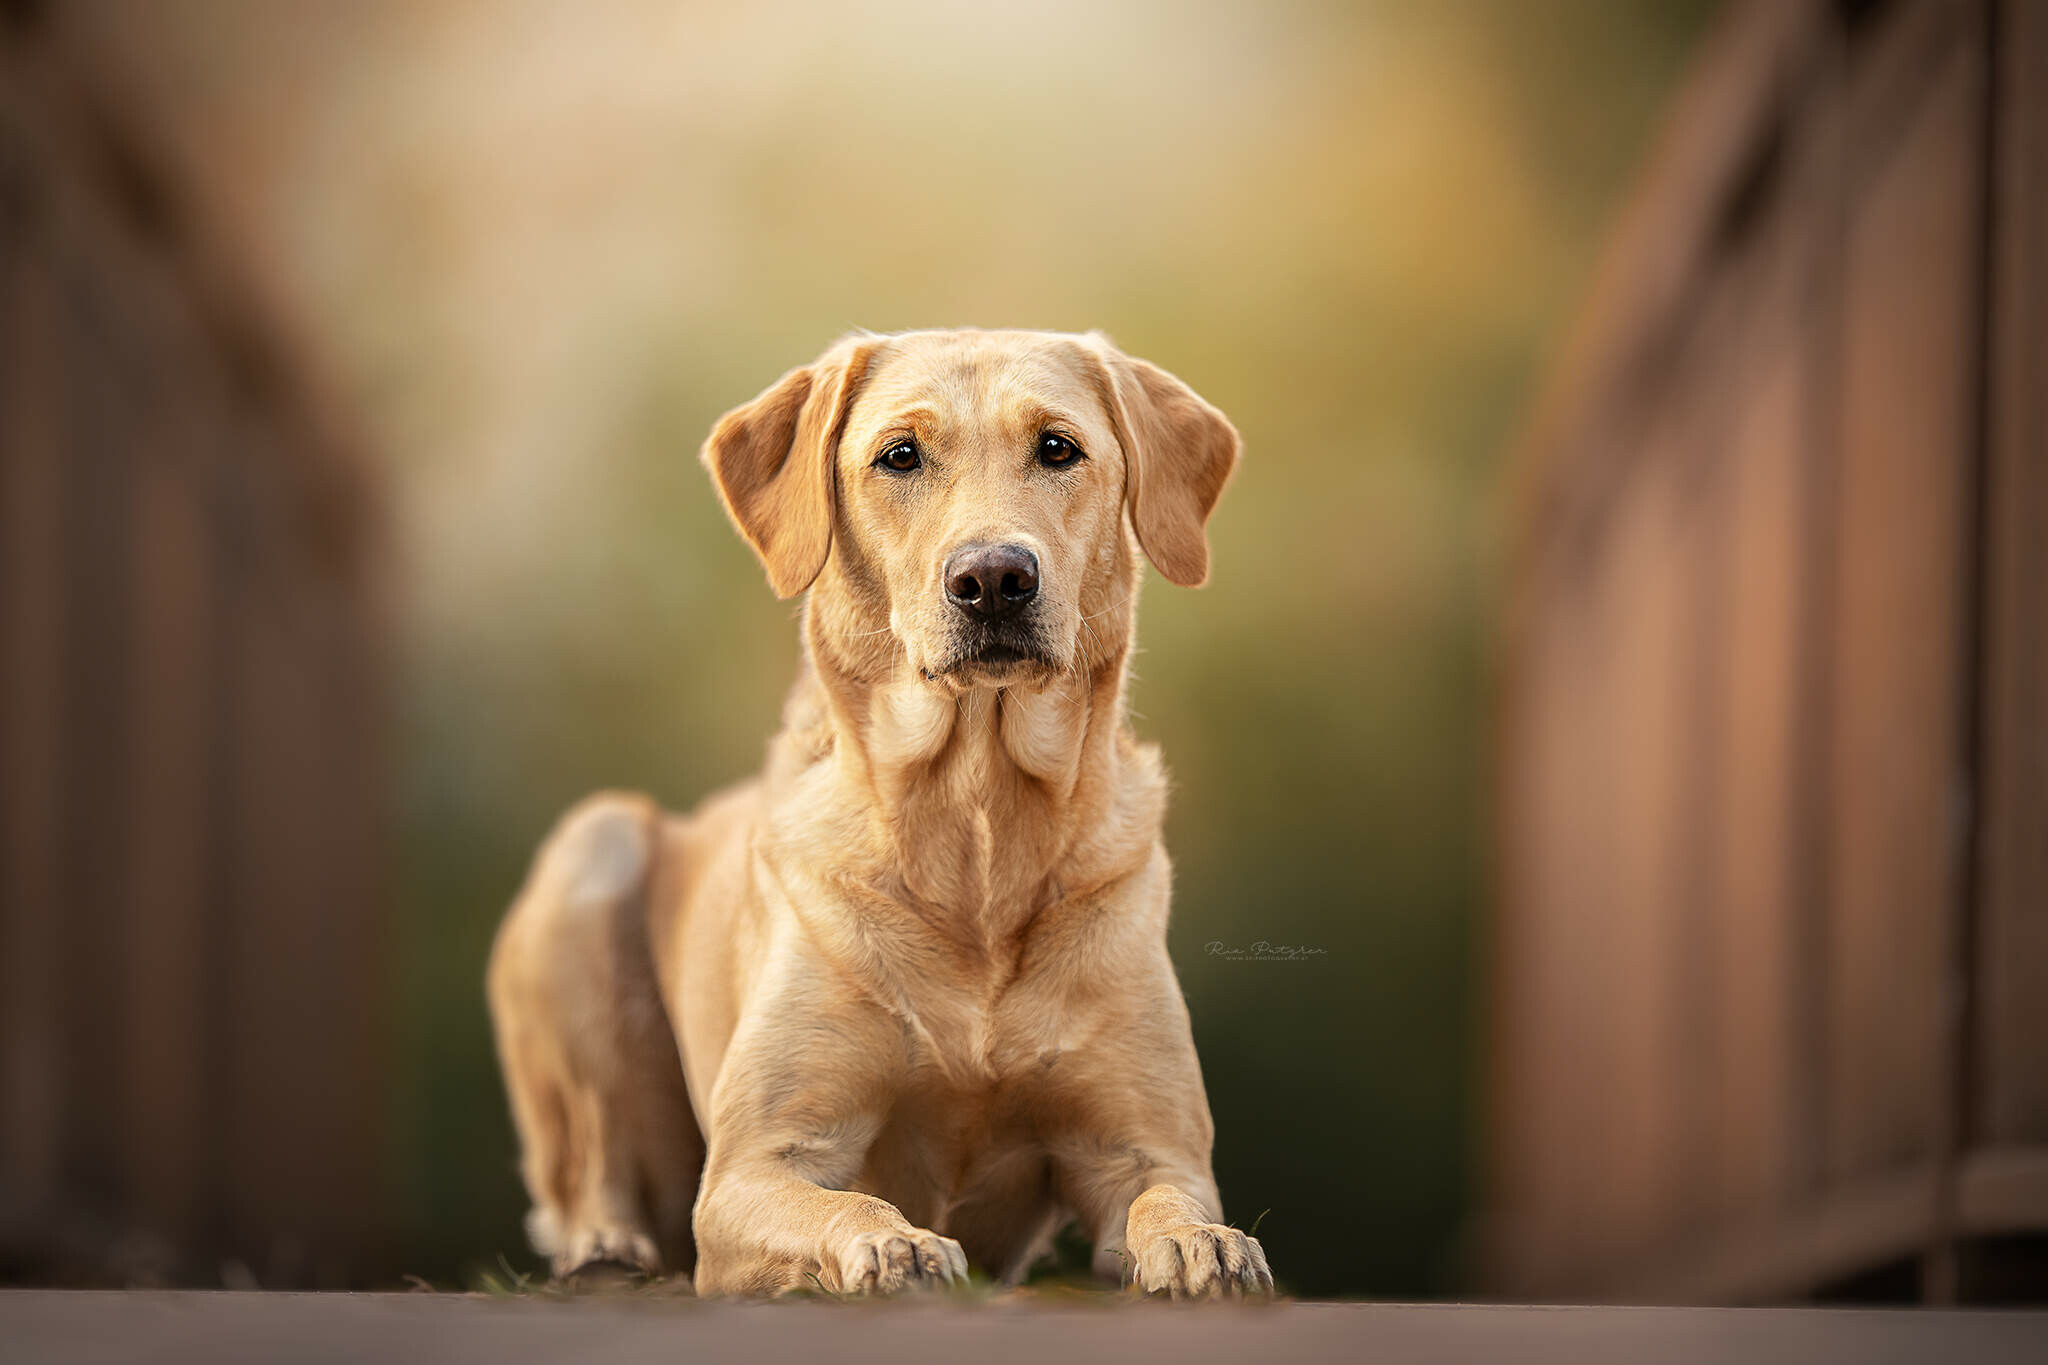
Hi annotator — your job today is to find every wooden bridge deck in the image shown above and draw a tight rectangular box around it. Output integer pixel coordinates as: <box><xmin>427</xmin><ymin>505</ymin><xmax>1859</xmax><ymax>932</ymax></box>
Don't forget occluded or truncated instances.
<box><xmin>3</xmin><ymin>1291</ymin><xmax>2043</xmax><ymax>1364</ymax></box>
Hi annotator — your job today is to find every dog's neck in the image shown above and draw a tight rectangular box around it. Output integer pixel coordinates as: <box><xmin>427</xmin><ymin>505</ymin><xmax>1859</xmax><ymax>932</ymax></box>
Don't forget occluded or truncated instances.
<box><xmin>763</xmin><ymin>571</ymin><xmax>1163</xmax><ymax>952</ymax></box>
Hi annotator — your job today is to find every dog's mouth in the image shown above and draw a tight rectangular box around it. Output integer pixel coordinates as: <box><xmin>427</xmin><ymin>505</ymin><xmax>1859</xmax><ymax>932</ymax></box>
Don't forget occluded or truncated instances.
<box><xmin>966</xmin><ymin>641</ymin><xmax>1031</xmax><ymax>667</ymax></box>
<box><xmin>922</xmin><ymin>626</ymin><xmax>1060</xmax><ymax>684</ymax></box>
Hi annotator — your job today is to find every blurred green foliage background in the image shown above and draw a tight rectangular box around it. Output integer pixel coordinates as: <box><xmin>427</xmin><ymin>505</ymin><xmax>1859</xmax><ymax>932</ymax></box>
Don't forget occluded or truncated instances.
<box><xmin>98</xmin><ymin>0</ymin><xmax>1712</xmax><ymax>1296</ymax></box>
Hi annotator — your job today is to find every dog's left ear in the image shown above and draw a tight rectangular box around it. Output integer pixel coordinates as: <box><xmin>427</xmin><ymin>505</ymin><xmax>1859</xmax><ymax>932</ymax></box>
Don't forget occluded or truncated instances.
<box><xmin>702</xmin><ymin>335</ymin><xmax>877</xmax><ymax>598</ymax></box>
<box><xmin>1084</xmin><ymin>334</ymin><xmax>1241</xmax><ymax>587</ymax></box>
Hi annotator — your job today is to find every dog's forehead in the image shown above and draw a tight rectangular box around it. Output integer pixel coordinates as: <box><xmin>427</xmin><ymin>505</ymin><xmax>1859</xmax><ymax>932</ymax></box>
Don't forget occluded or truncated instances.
<box><xmin>852</xmin><ymin>332</ymin><xmax>1103</xmax><ymax>435</ymax></box>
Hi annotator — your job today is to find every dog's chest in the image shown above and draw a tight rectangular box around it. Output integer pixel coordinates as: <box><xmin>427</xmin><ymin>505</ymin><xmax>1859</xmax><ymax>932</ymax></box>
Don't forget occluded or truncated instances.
<box><xmin>858</xmin><ymin>1047</ymin><xmax>1066</xmax><ymax>1277</ymax></box>
<box><xmin>848</xmin><ymin>889</ymin><xmax>1123</xmax><ymax>1274</ymax></box>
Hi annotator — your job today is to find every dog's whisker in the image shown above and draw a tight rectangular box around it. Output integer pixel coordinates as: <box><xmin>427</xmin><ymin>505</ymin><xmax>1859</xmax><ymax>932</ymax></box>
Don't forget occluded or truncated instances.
<box><xmin>1080</xmin><ymin>593</ymin><xmax>1131</xmax><ymax>624</ymax></box>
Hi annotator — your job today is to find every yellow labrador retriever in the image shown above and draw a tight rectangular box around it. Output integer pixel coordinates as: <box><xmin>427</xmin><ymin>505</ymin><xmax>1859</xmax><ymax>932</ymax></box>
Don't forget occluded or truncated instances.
<box><xmin>487</xmin><ymin>328</ymin><xmax>1270</xmax><ymax>1298</ymax></box>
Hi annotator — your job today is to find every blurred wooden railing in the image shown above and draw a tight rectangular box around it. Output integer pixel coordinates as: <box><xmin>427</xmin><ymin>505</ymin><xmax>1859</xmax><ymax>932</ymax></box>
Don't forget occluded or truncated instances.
<box><xmin>0</xmin><ymin>7</ymin><xmax>388</xmax><ymax>1286</ymax></box>
<box><xmin>1488</xmin><ymin>0</ymin><xmax>2045</xmax><ymax>1302</ymax></box>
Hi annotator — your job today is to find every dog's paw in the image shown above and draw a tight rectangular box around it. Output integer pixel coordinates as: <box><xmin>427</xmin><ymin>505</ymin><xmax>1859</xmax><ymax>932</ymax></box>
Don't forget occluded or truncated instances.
<box><xmin>1126</xmin><ymin>1222</ymin><xmax>1272</xmax><ymax>1299</ymax></box>
<box><xmin>828</xmin><ymin>1227</ymin><xmax>969</xmax><ymax>1295</ymax></box>
<box><xmin>551</xmin><ymin>1225</ymin><xmax>661</xmax><ymax>1282</ymax></box>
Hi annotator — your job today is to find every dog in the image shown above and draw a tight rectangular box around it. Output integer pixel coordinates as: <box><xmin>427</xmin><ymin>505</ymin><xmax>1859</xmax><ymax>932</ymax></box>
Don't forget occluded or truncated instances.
<box><xmin>487</xmin><ymin>328</ymin><xmax>1270</xmax><ymax>1298</ymax></box>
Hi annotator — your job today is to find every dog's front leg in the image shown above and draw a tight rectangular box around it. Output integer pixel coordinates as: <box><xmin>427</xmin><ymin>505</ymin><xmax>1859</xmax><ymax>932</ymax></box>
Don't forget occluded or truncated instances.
<box><xmin>688</xmin><ymin>1000</ymin><xmax>966</xmax><ymax>1297</ymax></box>
<box><xmin>1062</xmin><ymin>1145</ymin><xmax>1273</xmax><ymax>1298</ymax></box>
<box><xmin>1053</xmin><ymin>984</ymin><xmax>1274</xmax><ymax>1298</ymax></box>
<box><xmin>693</xmin><ymin>1160</ymin><xmax>967</xmax><ymax>1296</ymax></box>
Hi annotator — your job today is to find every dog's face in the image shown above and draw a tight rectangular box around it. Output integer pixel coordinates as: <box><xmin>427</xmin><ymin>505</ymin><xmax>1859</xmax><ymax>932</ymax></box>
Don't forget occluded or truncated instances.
<box><xmin>831</xmin><ymin>333</ymin><xmax>1131</xmax><ymax>687</ymax></box>
<box><xmin>704</xmin><ymin>329</ymin><xmax>1238</xmax><ymax>692</ymax></box>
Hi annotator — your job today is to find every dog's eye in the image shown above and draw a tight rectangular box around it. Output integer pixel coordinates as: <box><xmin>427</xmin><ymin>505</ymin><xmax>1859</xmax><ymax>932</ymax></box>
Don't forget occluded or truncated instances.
<box><xmin>1038</xmin><ymin>433</ymin><xmax>1085</xmax><ymax>468</ymax></box>
<box><xmin>876</xmin><ymin>440</ymin><xmax>921</xmax><ymax>472</ymax></box>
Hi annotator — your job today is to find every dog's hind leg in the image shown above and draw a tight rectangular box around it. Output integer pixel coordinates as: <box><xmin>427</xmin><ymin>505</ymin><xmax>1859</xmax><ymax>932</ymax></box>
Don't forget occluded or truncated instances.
<box><xmin>487</xmin><ymin>792</ymin><xmax>703</xmax><ymax>1280</ymax></box>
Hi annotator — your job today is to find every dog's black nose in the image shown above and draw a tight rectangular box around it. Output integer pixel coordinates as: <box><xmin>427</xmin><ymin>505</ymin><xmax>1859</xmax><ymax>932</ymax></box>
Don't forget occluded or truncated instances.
<box><xmin>944</xmin><ymin>543</ymin><xmax>1039</xmax><ymax>622</ymax></box>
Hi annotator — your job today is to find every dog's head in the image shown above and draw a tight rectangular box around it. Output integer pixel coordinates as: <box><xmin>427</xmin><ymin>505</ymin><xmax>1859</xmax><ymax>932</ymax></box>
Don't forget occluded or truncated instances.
<box><xmin>703</xmin><ymin>329</ymin><xmax>1238</xmax><ymax>692</ymax></box>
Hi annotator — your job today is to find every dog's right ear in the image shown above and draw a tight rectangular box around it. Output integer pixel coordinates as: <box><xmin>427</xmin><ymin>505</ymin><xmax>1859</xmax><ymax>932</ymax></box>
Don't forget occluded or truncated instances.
<box><xmin>701</xmin><ymin>336</ymin><xmax>877</xmax><ymax>598</ymax></box>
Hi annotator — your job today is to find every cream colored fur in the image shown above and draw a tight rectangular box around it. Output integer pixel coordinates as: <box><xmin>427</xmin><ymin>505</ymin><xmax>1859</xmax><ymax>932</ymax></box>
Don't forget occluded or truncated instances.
<box><xmin>486</xmin><ymin>328</ymin><xmax>1269</xmax><ymax>1297</ymax></box>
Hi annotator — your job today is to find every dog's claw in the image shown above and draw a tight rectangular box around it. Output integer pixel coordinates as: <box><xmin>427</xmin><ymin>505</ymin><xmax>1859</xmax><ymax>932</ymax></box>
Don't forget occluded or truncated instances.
<box><xmin>1128</xmin><ymin>1223</ymin><xmax>1272</xmax><ymax>1299</ymax></box>
<box><xmin>830</xmin><ymin>1228</ymin><xmax>969</xmax><ymax>1294</ymax></box>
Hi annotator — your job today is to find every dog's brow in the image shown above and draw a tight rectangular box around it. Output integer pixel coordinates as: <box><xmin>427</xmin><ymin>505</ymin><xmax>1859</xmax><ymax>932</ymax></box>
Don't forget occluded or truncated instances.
<box><xmin>872</xmin><ymin>406</ymin><xmax>942</xmax><ymax>438</ymax></box>
<box><xmin>1033</xmin><ymin>405</ymin><xmax>1091</xmax><ymax>434</ymax></box>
